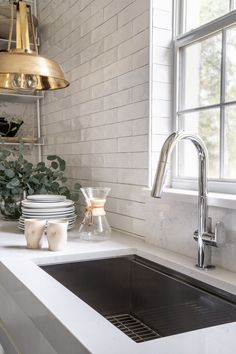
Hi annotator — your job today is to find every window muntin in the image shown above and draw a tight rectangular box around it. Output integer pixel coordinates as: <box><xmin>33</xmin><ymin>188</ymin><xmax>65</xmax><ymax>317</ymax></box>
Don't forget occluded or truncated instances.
<box><xmin>175</xmin><ymin>2</ymin><xmax>236</xmax><ymax>185</ymax></box>
<box><xmin>181</xmin><ymin>0</ymin><xmax>231</xmax><ymax>34</ymax></box>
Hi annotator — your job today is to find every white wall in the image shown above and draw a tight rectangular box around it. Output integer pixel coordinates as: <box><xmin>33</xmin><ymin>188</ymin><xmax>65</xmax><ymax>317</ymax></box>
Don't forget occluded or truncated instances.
<box><xmin>151</xmin><ymin>0</ymin><xmax>173</xmax><ymax>182</ymax></box>
<box><xmin>39</xmin><ymin>0</ymin><xmax>150</xmax><ymax>237</ymax></box>
<box><xmin>39</xmin><ymin>0</ymin><xmax>236</xmax><ymax>273</ymax></box>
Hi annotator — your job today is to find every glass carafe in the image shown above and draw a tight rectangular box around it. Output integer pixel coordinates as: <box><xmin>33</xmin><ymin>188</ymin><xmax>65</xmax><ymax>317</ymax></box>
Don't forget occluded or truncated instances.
<box><xmin>79</xmin><ymin>187</ymin><xmax>111</xmax><ymax>241</ymax></box>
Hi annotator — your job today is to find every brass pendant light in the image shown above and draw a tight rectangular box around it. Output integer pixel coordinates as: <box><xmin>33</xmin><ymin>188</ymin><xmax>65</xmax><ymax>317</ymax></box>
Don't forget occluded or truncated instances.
<box><xmin>0</xmin><ymin>0</ymin><xmax>69</xmax><ymax>92</ymax></box>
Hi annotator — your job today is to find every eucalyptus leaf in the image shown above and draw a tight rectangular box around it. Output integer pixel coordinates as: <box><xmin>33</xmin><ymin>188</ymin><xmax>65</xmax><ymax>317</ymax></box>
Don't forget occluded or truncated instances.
<box><xmin>47</xmin><ymin>155</ymin><xmax>57</xmax><ymax>161</ymax></box>
<box><xmin>74</xmin><ymin>182</ymin><xmax>81</xmax><ymax>190</ymax></box>
<box><xmin>59</xmin><ymin>159</ymin><xmax>66</xmax><ymax>171</ymax></box>
<box><xmin>51</xmin><ymin>161</ymin><xmax>59</xmax><ymax>170</ymax></box>
<box><xmin>4</xmin><ymin>169</ymin><xmax>15</xmax><ymax>178</ymax></box>
<box><xmin>9</xmin><ymin>178</ymin><xmax>20</xmax><ymax>187</ymax></box>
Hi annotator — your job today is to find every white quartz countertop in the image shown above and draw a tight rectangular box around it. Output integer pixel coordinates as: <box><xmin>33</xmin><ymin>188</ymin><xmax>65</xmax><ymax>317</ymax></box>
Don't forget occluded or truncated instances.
<box><xmin>0</xmin><ymin>221</ymin><xmax>236</xmax><ymax>354</ymax></box>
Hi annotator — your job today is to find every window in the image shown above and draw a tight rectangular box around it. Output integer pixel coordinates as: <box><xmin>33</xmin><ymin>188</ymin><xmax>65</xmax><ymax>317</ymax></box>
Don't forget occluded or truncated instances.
<box><xmin>174</xmin><ymin>0</ymin><xmax>236</xmax><ymax>192</ymax></box>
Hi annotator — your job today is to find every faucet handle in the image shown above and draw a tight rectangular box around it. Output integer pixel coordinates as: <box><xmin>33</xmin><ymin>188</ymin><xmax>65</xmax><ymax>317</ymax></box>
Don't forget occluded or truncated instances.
<box><xmin>214</xmin><ymin>221</ymin><xmax>225</xmax><ymax>246</ymax></box>
<box><xmin>207</xmin><ymin>217</ymin><xmax>213</xmax><ymax>232</ymax></box>
<box><xmin>193</xmin><ymin>220</ymin><xmax>225</xmax><ymax>247</ymax></box>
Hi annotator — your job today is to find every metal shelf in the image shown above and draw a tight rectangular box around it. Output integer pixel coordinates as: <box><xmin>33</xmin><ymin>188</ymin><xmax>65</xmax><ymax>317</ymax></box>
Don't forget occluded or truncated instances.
<box><xmin>0</xmin><ymin>37</ymin><xmax>40</xmax><ymax>47</ymax></box>
<box><xmin>0</xmin><ymin>0</ymin><xmax>43</xmax><ymax>160</ymax></box>
<box><xmin>0</xmin><ymin>137</ymin><xmax>44</xmax><ymax>146</ymax></box>
<box><xmin>0</xmin><ymin>92</ymin><xmax>44</xmax><ymax>103</ymax></box>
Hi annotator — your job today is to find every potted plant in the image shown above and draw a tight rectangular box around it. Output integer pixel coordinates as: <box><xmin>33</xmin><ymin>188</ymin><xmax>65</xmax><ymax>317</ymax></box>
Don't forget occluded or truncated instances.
<box><xmin>0</xmin><ymin>145</ymin><xmax>80</xmax><ymax>220</ymax></box>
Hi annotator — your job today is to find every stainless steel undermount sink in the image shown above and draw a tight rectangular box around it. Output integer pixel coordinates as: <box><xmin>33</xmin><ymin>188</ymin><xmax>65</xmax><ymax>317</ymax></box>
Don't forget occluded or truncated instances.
<box><xmin>41</xmin><ymin>256</ymin><xmax>236</xmax><ymax>343</ymax></box>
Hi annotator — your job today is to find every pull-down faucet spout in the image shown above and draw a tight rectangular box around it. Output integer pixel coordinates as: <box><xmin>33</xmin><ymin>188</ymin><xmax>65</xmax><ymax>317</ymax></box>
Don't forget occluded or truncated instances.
<box><xmin>151</xmin><ymin>131</ymin><xmax>224</xmax><ymax>269</ymax></box>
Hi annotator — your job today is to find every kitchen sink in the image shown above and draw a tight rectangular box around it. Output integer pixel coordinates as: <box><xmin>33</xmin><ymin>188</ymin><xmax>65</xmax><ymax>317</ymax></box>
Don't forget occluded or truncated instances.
<box><xmin>41</xmin><ymin>255</ymin><xmax>236</xmax><ymax>343</ymax></box>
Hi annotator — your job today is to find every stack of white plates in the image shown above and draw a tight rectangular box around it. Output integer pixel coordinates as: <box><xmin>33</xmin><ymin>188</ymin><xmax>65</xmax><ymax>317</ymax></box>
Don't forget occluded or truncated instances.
<box><xmin>18</xmin><ymin>195</ymin><xmax>77</xmax><ymax>231</ymax></box>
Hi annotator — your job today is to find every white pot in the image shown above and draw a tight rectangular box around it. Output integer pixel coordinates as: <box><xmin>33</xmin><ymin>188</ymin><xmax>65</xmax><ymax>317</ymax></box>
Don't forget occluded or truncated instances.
<box><xmin>47</xmin><ymin>220</ymin><xmax>68</xmax><ymax>251</ymax></box>
<box><xmin>24</xmin><ymin>219</ymin><xmax>46</xmax><ymax>249</ymax></box>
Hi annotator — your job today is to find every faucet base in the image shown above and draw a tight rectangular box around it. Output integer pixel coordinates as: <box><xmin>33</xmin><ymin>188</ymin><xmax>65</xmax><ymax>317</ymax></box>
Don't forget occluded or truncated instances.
<box><xmin>195</xmin><ymin>264</ymin><xmax>215</xmax><ymax>270</ymax></box>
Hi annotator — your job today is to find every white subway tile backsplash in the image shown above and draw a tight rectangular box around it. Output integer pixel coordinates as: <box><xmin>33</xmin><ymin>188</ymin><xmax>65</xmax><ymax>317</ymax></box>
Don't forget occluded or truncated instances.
<box><xmin>153</xmin><ymin>0</ymin><xmax>172</xmax><ymax>11</ymax></box>
<box><xmin>91</xmin><ymin>0</ymin><xmax>113</xmax><ymax>16</ymax></box>
<box><xmin>80</xmin><ymin>10</ymin><xmax>104</xmax><ymax>37</ymax></box>
<box><xmin>152</xmin><ymin>82</ymin><xmax>172</xmax><ymax>100</ymax></box>
<box><xmin>132</xmin><ymin>47</ymin><xmax>149</xmax><ymax>69</ymax></box>
<box><xmin>132</xmin><ymin>117</ymin><xmax>149</xmax><ymax>135</ymax></box>
<box><xmin>91</xmin><ymin>16</ymin><xmax>117</xmax><ymax>44</ymax></box>
<box><xmin>91</xmin><ymin>167</ymin><xmax>118</xmax><ymax>183</ymax></box>
<box><xmin>153</xmin><ymin>46</ymin><xmax>172</xmax><ymax>65</ymax></box>
<box><xmin>132</xmin><ymin>82</ymin><xmax>149</xmax><ymax>102</ymax></box>
<box><xmin>153</xmin><ymin>27</ymin><xmax>172</xmax><ymax>48</ymax></box>
<box><xmin>153</xmin><ymin>8</ymin><xmax>172</xmax><ymax>30</ymax></box>
<box><xmin>103</xmin><ymin>182</ymin><xmax>145</xmax><ymax>202</ymax></box>
<box><xmin>40</xmin><ymin>0</ymin><xmax>151</xmax><ymax>241</ymax></box>
<box><xmin>39</xmin><ymin>2</ymin><xmax>236</xmax><ymax>273</ymax></box>
<box><xmin>107</xmin><ymin>197</ymin><xmax>145</xmax><ymax>219</ymax></box>
<box><xmin>104</xmin><ymin>88</ymin><xmax>133</xmax><ymax>110</ymax></box>
<box><xmin>118</xmin><ymin>66</ymin><xmax>149</xmax><ymax>90</ymax></box>
<box><xmin>118</xmin><ymin>135</ymin><xmax>148</xmax><ymax>152</ymax></box>
<box><xmin>104</xmin><ymin>0</ymin><xmax>133</xmax><ymax>21</ymax></box>
<box><xmin>117</xmin><ymin>101</ymin><xmax>149</xmax><ymax>121</ymax></box>
<box><xmin>118</xmin><ymin>0</ymin><xmax>149</xmax><ymax>28</ymax></box>
<box><xmin>117</xmin><ymin>168</ymin><xmax>148</xmax><ymax>186</ymax></box>
<box><xmin>79</xmin><ymin>97</ymin><xmax>104</xmax><ymax>115</ymax></box>
<box><xmin>153</xmin><ymin>63</ymin><xmax>172</xmax><ymax>83</ymax></box>
<box><xmin>91</xmin><ymin>78</ymin><xmax>118</xmax><ymax>99</ymax></box>
<box><xmin>152</xmin><ymin>134</ymin><xmax>169</xmax><ymax>152</ymax></box>
<box><xmin>152</xmin><ymin>117</ymin><xmax>172</xmax><ymax>134</ymax></box>
<box><xmin>103</xmin><ymin>152</ymin><xmax>148</xmax><ymax>168</ymax></box>
<box><xmin>91</xmin><ymin>48</ymin><xmax>117</xmax><ymax>72</ymax></box>
<box><xmin>79</xmin><ymin>68</ymin><xmax>104</xmax><ymax>90</ymax></box>
<box><xmin>118</xmin><ymin>29</ymin><xmax>149</xmax><ymax>59</ymax></box>
<box><xmin>152</xmin><ymin>99</ymin><xmax>171</xmax><ymax>117</ymax></box>
<box><xmin>89</xmin><ymin>109</ymin><xmax>118</xmax><ymax>126</ymax></box>
<box><xmin>104</xmin><ymin>55</ymin><xmax>133</xmax><ymax>81</ymax></box>
<box><xmin>80</xmin><ymin>40</ymin><xmax>104</xmax><ymax>64</ymax></box>
<box><xmin>71</xmin><ymin>61</ymin><xmax>90</xmax><ymax>81</ymax></box>
<box><xmin>104</xmin><ymin>22</ymin><xmax>133</xmax><ymax>51</ymax></box>
<box><xmin>71</xmin><ymin>88</ymin><xmax>91</xmax><ymax>105</ymax></box>
<box><xmin>106</xmin><ymin>211</ymin><xmax>135</xmax><ymax>234</ymax></box>
<box><xmin>133</xmin><ymin>11</ymin><xmax>149</xmax><ymax>35</ymax></box>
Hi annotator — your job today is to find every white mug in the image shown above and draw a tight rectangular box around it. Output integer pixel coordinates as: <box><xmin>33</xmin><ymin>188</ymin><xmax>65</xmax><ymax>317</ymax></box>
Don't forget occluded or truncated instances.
<box><xmin>24</xmin><ymin>219</ymin><xmax>46</xmax><ymax>249</ymax></box>
<box><xmin>47</xmin><ymin>219</ymin><xmax>68</xmax><ymax>251</ymax></box>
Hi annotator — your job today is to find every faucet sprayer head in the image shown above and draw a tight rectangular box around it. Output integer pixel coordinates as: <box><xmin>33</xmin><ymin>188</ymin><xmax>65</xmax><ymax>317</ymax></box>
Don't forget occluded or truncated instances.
<box><xmin>151</xmin><ymin>160</ymin><xmax>168</xmax><ymax>198</ymax></box>
<box><xmin>151</xmin><ymin>132</ymin><xmax>180</xmax><ymax>198</ymax></box>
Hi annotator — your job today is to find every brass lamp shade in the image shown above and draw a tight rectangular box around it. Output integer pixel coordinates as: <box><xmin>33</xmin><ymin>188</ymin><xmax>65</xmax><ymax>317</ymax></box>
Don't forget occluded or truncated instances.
<box><xmin>0</xmin><ymin>0</ymin><xmax>69</xmax><ymax>92</ymax></box>
<box><xmin>0</xmin><ymin>52</ymin><xmax>69</xmax><ymax>90</ymax></box>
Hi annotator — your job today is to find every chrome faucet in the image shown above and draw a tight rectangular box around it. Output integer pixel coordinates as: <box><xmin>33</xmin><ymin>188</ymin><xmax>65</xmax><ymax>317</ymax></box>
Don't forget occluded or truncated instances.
<box><xmin>151</xmin><ymin>131</ymin><xmax>225</xmax><ymax>269</ymax></box>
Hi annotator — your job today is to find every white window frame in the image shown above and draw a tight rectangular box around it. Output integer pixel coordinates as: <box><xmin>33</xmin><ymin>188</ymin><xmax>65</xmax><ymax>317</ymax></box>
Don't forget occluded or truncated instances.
<box><xmin>172</xmin><ymin>1</ymin><xmax>236</xmax><ymax>194</ymax></box>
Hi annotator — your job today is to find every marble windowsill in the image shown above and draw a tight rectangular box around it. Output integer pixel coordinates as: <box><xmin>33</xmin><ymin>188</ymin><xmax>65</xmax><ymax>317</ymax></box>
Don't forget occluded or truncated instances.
<box><xmin>143</xmin><ymin>187</ymin><xmax>236</xmax><ymax>209</ymax></box>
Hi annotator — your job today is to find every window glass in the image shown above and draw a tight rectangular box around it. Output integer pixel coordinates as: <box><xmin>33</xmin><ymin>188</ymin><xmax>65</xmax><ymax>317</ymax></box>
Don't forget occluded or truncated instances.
<box><xmin>180</xmin><ymin>33</ymin><xmax>222</xmax><ymax>110</ymax></box>
<box><xmin>178</xmin><ymin>109</ymin><xmax>220</xmax><ymax>178</ymax></box>
<box><xmin>226</xmin><ymin>26</ymin><xmax>236</xmax><ymax>102</ymax></box>
<box><xmin>224</xmin><ymin>105</ymin><xmax>236</xmax><ymax>178</ymax></box>
<box><xmin>173</xmin><ymin>0</ymin><xmax>236</xmax><ymax>189</ymax></box>
<box><xmin>184</xmin><ymin>0</ymin><xmax>230</xmax><ymax>33</ymax></box>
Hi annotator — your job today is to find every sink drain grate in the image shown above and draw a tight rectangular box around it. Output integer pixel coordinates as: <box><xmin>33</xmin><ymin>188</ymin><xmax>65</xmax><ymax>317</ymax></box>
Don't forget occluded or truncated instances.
<box><xmin>105</xmin><ymin>314</ymin><xmax>161</xmax><ymax>343</ymax></box>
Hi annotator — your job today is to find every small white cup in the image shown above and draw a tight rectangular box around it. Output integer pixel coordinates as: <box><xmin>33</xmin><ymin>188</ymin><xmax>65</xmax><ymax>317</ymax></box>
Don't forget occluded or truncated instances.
<box><xmin>47</xmin><ymin>219</ymin><xmax>68</xmax><ymax>251</ymax></box>
<box><xmin>24</xmin><ymin>219</ymin><xmax>46</xmax><ymax>249</ymax></box>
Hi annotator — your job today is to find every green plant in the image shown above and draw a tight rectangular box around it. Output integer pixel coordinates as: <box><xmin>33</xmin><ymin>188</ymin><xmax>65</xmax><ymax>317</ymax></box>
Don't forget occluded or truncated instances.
<box><xmin>30</xmin><ymin>155</ymin><xmax>80</xmax><ymax>200</ymax></box>
<box><xmin>0</xmin><ymin>145</ymin><xmax>80</xmax><ymax>219</ymax></box>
